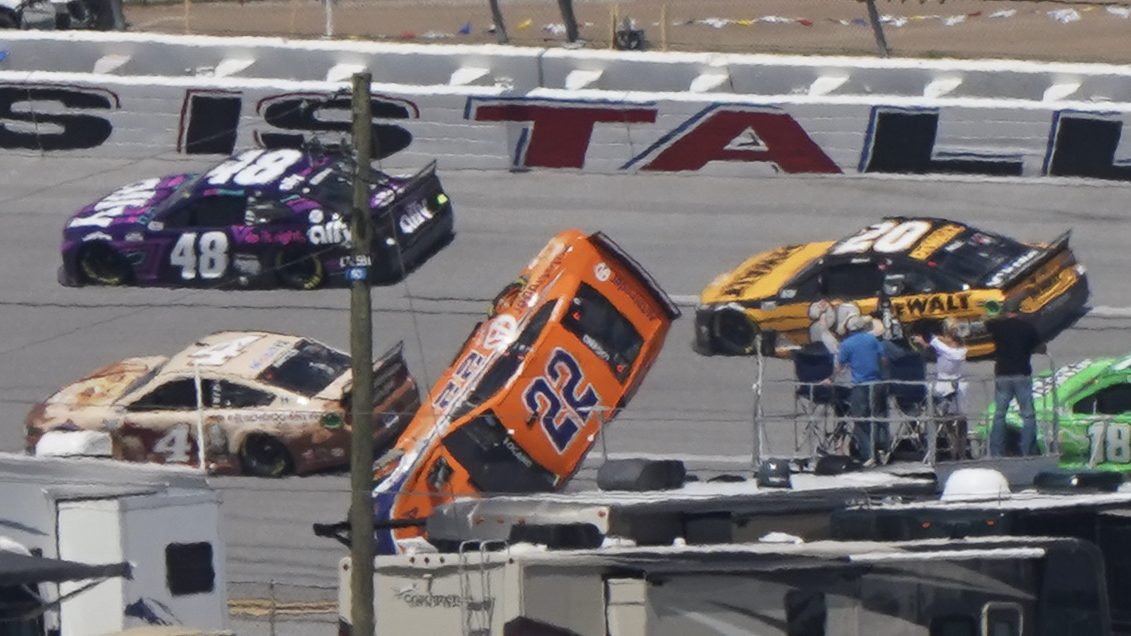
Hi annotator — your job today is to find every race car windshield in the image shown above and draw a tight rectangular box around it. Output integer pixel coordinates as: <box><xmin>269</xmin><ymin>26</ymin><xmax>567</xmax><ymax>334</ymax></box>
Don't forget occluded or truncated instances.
<box><xmin>442</xmin><ymin>410</ymin><xmax>557</xmax><ymax>494</ymax></box>
<box><xmin>925</xmin><ymin>230</ymin><xmax>1032</xmax><ymax>284</ymax></box>
<box><xmin>452</xmin><ymin>300</ymin><xmax>558</xmax><ymax>420</ymax></box>
<box><xmin>562</xmin><ymin>283</ymin><xmax>643</xmax><ymax>383</ymax></box>
<box><xmin>257</xmin><ymin>340</ymin><xmax>351</xmax><ymax>396</ymax></box>
<box><xmin>151</xmin><ymin>172</ymin><xmax>207</xmax><ymax>217</ymax></box>
<box><xmin>305</xmin><ymin>167</ymin><xmax>353</xmax><ymax>211</ymax></box>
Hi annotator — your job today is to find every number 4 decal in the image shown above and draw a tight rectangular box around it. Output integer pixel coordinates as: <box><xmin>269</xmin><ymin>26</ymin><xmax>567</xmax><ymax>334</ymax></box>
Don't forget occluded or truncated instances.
<box><xmin>171</xmin><ymin>231</ymin><xmax>230</xmax><ymax>280</ymax></box>
<box><xmin>154</xmin><ymin>424</ymin><xmax>193</xmax><ymax>464</ymax></box>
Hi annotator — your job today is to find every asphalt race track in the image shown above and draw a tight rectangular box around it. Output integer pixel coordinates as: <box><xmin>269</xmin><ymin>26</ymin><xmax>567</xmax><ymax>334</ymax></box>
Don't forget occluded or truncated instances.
<box><xmin>2</xmin><ymin>155</ymin><xmax>1129</xmax><ymax>631</ymax></box>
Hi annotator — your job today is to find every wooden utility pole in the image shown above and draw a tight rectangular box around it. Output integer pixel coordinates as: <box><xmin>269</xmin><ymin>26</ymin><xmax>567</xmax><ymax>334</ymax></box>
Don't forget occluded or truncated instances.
<box><xmin>348</xmin><ymin>71</ymin><xmax>376</xmax><ymax>636</ymax></box>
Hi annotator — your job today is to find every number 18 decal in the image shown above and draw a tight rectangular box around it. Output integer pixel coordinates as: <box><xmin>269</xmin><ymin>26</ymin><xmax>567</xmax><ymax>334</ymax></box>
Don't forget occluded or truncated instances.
<box><xmin>523</xmin><ymin>348</ymin><xmax>601</xmax><ymax>453</ymax></box>
<box><xmin>171</xmin><ymin>231</ymin><xmax>229</xmax><ymax>280</ymax></box>
<box><xmin>1087</xmin><ymin>422</ymin><xmax>1130</xmax><ymax>464</ymax></box>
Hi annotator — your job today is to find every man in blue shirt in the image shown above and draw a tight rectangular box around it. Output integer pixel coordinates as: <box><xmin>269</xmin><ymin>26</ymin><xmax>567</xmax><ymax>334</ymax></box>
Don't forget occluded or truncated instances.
<box><xmin>834</xmin><ymin>316</ymin><xmax>889</xmax><ymax>464</ymax></box>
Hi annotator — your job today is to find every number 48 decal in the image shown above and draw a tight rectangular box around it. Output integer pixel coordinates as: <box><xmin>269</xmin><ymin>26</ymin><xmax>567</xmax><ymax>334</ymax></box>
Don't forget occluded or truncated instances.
<box><xmin>172</xmin><ymin>231</ymin><xmax>229</xmax><ymax>280</ymax></box>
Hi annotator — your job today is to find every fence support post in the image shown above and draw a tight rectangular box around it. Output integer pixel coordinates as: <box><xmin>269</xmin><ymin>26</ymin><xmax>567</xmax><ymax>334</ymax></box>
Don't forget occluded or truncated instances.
<box><xmin>864</xmin><ymin>0</ymin><xmax>890</xmax><ymax>58</ymax></box>
<box><xmin>488</xmin><ymin>0</ymin><xmax>509</xmax><ymax>44</ymax></box>
<box><xmin>268</xmin><ymin>579</ymin><xmax>276</xmax><ymax>636</ymax></box>
<box><xmin>557</xmin><ymin>0</ymin><xmax>580</xmax><ymax>43</ymax></box>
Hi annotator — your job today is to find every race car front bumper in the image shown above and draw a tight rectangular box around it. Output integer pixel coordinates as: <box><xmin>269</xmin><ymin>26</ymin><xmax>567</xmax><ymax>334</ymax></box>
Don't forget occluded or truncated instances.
<box><xmin>57</xmin><ymin>263</ymin><xmax>81</xmax><ymax>287</ymax></box>
<box><xmin>693</xmin><ymin>303</ymin><xmax>773</xmax><ymax>356</ymax></box>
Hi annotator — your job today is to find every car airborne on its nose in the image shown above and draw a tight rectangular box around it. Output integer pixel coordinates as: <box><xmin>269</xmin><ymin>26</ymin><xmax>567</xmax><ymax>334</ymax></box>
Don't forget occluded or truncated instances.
<box><xmin>59</xmin><ymin>147</ymin><xmax>453</xmax><ymax>289</ymax></box>
<box><xmin>695</xmin><ymin>217</ymin><xmax>1089</xmax><ymax>360</ymax></box>
<box><xmin>369</xmin><ymin>229</ymin><xmax>680</xmax><ymax>554</ymax></box>
<box><xmin>982</xmin><ymin>353</ymin><xmax>1131</xmax><ymax>471</ymax></box>
<box><xmin>24</xmin><ymin>331</ymin><xmax>420</xmax><ymax>477</ymax></box>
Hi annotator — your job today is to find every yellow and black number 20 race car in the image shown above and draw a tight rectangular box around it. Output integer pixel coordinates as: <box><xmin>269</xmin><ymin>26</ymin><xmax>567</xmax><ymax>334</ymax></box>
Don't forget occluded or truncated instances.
<box><xmin>695</xmin><ymin>217</ymin><xmax>1090</xmax><ymax>360</ymax></box>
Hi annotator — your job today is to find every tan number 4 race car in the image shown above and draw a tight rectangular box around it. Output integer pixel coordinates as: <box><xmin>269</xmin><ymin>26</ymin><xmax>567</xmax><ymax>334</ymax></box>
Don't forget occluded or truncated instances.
<box><xmin>695</xmin><ymin>217</ymin><xmax>1090</xmax><ymax>359</ymax></box>
<box><xmin>24</xmin><ymin>331</ymin><xmax>420</xmax><ymax>477</ymax></box>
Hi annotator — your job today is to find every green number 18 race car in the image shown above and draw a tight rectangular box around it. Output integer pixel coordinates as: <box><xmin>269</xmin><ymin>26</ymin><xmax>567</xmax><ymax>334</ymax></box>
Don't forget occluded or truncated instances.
<box><xmin>983</xmin><ymin>353</ymin><xmax>1131</xmax><ymax>471</ymax></box>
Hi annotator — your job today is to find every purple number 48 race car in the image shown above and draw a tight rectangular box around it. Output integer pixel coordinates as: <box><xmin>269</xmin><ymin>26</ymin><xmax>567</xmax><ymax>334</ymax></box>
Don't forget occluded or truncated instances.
<box><xmin>60</xmin><ymin>147</ymin><xmax>454</xmax><ymax>289</ymax></box>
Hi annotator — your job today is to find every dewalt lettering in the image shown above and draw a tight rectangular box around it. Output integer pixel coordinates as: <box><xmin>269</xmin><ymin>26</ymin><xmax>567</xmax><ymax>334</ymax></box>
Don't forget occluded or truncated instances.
<box><xmin>893</xmin><ymin>292</ymin><xmax>972</xmax><ymax>318</ymax></box>
<box><xmin>721</xmin><ymin>245</ymin><xmax>800</xmax><ymax>297</ymax></box>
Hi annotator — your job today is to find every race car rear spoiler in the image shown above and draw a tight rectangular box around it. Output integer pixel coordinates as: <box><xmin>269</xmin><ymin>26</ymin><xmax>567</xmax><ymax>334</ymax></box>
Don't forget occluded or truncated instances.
<box><xmin>589</xmin><ymin>231</ymin><xmax>681</xmax><ymax>320</ymax></box>
<box><xmin>984</xmin><ymin>229</ymin><xmax>1073</xmax><ymax>288</ymax></box>
<box><xmin>375</xmin><ymin>160</ymin><xmax>439</xmax><ymax>201</ymax></box>
<box><xmin>341</xmin><ymin>340</ymin><xmax>411</xmax><ymax>411</ymax></box>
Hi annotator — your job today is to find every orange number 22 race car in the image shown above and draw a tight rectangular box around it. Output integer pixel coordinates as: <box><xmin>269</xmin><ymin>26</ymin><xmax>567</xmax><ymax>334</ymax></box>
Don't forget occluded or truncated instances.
<box><xmin>370</xmin><ymin>229</ymin><xmax>680</xmax><ymax>554</ymax></box>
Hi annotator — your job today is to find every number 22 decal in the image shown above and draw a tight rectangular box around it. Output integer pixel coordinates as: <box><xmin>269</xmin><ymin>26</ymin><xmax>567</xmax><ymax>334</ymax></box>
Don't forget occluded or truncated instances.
<box><xmin>171</xmin><ymin>231</ymin><xmax>229</xmax><ymax>280</ymax></box>
<box><xmin>523</xmin><ymin>349</ymin><xmax>601</xmax><ymax>453</ymax></box>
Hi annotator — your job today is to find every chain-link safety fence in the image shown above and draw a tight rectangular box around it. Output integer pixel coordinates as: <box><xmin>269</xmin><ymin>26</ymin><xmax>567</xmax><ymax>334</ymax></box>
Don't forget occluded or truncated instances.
<box><xmin>113</xmin><ymin>0</ymin><xmax>1131</xmax><ymax>62</ymax></box>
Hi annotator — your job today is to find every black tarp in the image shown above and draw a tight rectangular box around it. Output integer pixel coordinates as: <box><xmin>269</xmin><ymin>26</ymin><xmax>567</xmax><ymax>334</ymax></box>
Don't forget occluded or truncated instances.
<box><xmin>0</xmin><ymin>551</ymin><xmax>129</xmax><ymax>586</ymax></box>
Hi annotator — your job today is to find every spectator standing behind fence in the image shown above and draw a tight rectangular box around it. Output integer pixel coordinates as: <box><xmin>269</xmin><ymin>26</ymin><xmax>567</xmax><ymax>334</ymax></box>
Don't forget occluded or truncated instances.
<box><xmin>829</xmin><ymin>315</ymin><xmax>889</xmax><ymax>465</ymax></box>
<box><xmin>911</xmin><ymin>317</ymin><xmax>968</xmax><ymax>415</ymax></box>
<box><xmin>985</xmin><ymin>301</ymin><xmax>1046</xmax><ymax>457</ymax></box>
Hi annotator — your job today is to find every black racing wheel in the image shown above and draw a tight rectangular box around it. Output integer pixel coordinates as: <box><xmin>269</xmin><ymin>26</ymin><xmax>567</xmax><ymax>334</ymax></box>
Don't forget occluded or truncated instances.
<box><xmin>275</xmin><ymin>247</ymin><xmax>325</xmax><ymax>290</ymax></box>
<box><xmin>77</xmin><ymin>243</ymin><xmax>132</xmax><ymax>286</ymax></box>
<box><xmin>712</xmin><ymin>307</ymin><xmax>760</xmax><ymax>355</ymax></box>
<box><xmin>240</xmin><ymin>434</ymin><xmax>293</xmax><ymax>478</ymax></box>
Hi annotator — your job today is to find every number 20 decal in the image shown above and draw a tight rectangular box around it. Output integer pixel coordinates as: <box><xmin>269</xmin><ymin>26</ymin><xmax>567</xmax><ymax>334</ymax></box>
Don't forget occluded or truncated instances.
<box><xmin>523</xmin><ymin>349</ymin><xmax>601</xmax><ymax>453</ymax></box>
<box><xmin>171</xmin><ymin>231</ymin><xmax>229</xmax><ymax>280</ymax></box>
<box><xmin>831</xmin><ymin>220</ymin><xmax>933</xmax><ymax>256</ymax></box>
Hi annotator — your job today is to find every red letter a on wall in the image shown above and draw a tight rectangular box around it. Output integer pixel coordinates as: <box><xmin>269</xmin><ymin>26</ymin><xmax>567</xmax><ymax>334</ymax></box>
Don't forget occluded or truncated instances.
<box><xmin>626</xmin><ymin>105</ymin><xmax>840</xmax><ymax>174</ymax></box>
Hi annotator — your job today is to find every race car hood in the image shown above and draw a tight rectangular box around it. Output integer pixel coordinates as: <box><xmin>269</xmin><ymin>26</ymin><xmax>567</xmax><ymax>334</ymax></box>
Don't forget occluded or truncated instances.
<box><xmin>45</xmin><ymin>356</ymin><xmax>168</xmax><ymax>408</ymax></box>
<box><xmin>700</xmin><ymin>242</ymin><xmax>831</xmax><ymax>303</ymax></box>
<box><xmin>66</xmin><ymin>175</ymin><xmax>189</xmax><ymax>232</ymax></box>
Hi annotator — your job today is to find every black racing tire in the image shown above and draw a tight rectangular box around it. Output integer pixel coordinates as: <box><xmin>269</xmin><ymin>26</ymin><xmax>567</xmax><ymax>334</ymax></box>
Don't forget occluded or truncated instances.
<box><xmin>77</xmin><ymin>243</ymin><xmax>132</xmax><ymax>286</ymax></box>
<box><xmin>240</xmin><ymin>434</ymin><xmax>293</xmax><ymax>478</ymax></box>
<box><xmin>275</xmin><ymin>247</ymin><xmax>325</xmax><ymax>290</ymax></box>
<box><xmin>0</xmin><ymin>10</ymin><xmax>18</xmax><ymax>28</ymax></box>
<box><xmin>711</xmin><ymin>307</ymin><xmax>760</xmax><ymax>355</ymax></box>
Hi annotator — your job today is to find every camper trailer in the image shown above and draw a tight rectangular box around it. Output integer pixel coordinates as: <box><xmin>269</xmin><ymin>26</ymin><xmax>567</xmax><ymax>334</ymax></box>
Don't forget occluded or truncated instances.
<box><xmin>340</xmin><ymin>536</ymin><xmax>1108</xmax><ymax>635</ymax></box>
<box><xmin>0</xmin><ymin>453</ymin><xmax>227</xmax><ymax>635</ymax></box>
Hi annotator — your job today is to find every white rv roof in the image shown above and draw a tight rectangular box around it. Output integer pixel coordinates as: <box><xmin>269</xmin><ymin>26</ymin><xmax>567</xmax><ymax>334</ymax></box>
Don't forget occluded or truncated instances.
<box><xmin>0</xmin><ymin>452</ymin><xmax>211</xmax><ymax>497</ymax></box>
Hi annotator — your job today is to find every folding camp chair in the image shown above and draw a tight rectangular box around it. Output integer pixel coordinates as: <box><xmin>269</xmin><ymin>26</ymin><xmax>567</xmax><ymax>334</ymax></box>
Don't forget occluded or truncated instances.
<box><xmin>793</xmin><ymin>343</ymin><xmax>851</xmax><ymax>460</ymax></box>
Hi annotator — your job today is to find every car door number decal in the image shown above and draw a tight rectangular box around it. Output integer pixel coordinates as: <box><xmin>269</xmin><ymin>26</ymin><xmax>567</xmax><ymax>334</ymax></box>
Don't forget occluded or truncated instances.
<box><xmin>831</xmin><ymin>220</ymin><xmax>933</xmax><ymax>255</ymax></box>
<box><xmin>1087</xmin><ymin>421</ymin><xmax>1130</xmax><ymax>464</ymax></box>
<box><xmin>205</xmin><ymin>149</ymin><xmax>303</xmax><ymax>186</ymax></box>
<box><xmin>154</xmin><ymin>423</ymin><xmax>192</xmax><ymax>463</ymax></box>
<box><xmin>171</xmin><ymin>231</ymin><xmax>230</xmax><ymax>280</ymax></box>
<box><xmin>523</xmin><ymin>348</ymin><xmax>600</xmax><ymax>453</ymax></box>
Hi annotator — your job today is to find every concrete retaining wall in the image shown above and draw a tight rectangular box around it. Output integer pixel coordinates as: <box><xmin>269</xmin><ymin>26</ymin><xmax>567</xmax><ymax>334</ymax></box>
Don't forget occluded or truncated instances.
<box><xmin>1</xmin><ymin>30</ymin><xmax>1129</xmax><ymax>181</ymax></box>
